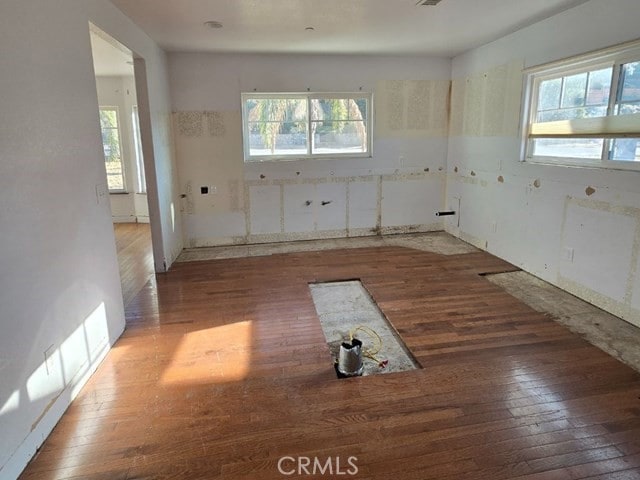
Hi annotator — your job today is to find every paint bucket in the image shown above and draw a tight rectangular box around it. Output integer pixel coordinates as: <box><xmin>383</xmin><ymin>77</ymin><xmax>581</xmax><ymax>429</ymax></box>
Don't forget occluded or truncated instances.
<box><xmin>337</xmin><ymin>338</ymin><xmax>364</xmax><ymax>377</ymax></box>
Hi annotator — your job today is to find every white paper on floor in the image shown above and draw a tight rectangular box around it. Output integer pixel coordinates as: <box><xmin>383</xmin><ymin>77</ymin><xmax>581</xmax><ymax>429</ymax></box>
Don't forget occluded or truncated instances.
<box><xmin>309</xmin><ymin>280</ymin><xmax>420</xmax><ymax>377</ymax></box>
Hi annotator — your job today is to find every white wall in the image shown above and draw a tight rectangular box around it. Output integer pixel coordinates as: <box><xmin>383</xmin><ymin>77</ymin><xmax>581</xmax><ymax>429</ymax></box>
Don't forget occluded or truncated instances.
<box><xmin>0</xmin><ymin>1</ymin><xmax>181</xmax><ymax>478</ymax></box>
<box><xmin>96</xmin><ymin>75</ymin><xmax>150</xmax><ymax>223</ymax></box>
<box><xmin>168</xmin><ymin>53</ymin><xmax>451</xmax><ymax>246</ymax></box>
<box><xmin>446</xmin><ymin>0</ymin><xmax>640</xmax><ymax>327</ymax></box>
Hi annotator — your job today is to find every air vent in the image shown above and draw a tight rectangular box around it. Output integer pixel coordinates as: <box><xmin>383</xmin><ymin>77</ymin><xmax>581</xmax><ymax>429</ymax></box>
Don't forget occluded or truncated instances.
<box><xmin>416</xmin><ymin>0</ymin><xmax>443</xmax><ymax>5</ymax></box>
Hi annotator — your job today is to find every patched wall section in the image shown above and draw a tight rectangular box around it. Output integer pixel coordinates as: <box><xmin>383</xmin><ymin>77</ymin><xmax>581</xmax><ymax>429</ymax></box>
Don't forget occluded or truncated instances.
<box><xmin>169</xmin><ymin>54</ymin><xmax>451</xmax><ymax>247</ymax></box>
<box><xmin>445</xmin><ymin>0</ymin><xmax>640</xmax><ymax>328</ymax></box>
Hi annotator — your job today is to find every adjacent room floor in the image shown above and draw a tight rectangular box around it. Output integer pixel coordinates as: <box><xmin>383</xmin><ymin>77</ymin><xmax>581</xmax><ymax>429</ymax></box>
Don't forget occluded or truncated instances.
<box><xmin>113</xmin><ymin>223</ymin><xmax>154</xmax><ymax>307</ymax></box>
<box><xmin>19</xmin><ymin>234</ymin><xmax>640</xmax><ymax>479</ymax></box>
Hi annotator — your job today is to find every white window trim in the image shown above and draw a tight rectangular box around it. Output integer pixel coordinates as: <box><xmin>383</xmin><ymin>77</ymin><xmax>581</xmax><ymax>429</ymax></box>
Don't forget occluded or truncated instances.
<box><xmin>521</xmin><ymin>38</ymin><xmax>640</xmax><ymax>171</ymax></box>
<box><xmin>99</xmin><ymin>105</ymin><xmax>128</xmax><ymax>193</ymax></box>
<box><xmin>241</xmin><ymin>92</ymin><xmax>373</xmax><ymax>162</ymax></box>
<box><xmin>132</xmin><ymin>105</ymin><xmax>146</xmax><ymax>194</ymax></box>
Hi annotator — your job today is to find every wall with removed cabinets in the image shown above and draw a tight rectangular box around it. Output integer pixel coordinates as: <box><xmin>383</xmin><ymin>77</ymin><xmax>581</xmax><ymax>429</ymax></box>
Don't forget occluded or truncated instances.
<box><xmin>168</xmin><ymin>53</ymin><xmax>451</xmax><ymax>246</ymax></box>
<box><xmin>446</xmin><ymin>0</ymin><xmax>640</xmax><ymax>327</ymax></box>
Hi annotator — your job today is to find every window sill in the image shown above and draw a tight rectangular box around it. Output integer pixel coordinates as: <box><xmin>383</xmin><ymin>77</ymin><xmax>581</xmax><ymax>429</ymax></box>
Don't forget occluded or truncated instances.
<box><xmin>525</xmin><ymin>157</ymin><xmax>640</xmax><ymax>172</ymax></box>
<box><xmin>245</xmin><ymin>154</ymin><xmax>373</xmax><ymax>163</ymax></box>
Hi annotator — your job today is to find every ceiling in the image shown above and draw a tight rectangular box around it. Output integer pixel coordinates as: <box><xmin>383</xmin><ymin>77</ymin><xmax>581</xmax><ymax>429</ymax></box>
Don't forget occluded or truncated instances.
<box><xmin>90</xmin><ymin>27</ymin><xmax>134</xmax><ymax>76</ymax></box>
<box><xmin>109</xmin><ymin>0</ymin><xmax>589</xmax><ymax>57</ymax></box>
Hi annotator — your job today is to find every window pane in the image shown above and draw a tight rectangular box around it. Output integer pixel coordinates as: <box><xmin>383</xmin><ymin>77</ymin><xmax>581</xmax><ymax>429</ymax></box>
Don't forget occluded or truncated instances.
<box><xmin>246</xmin><ymin>98</ymin><xmax>307</xmax><ymax>123</ymax></box>
<box><xmin>536</xmin><ymin>71</ymin><xmax>611</xmax><ymax>123</ymax></box>
<box><xmin>538</xmin><ymin>78</ymin><xmax>562</xmax><ymax>111</ymax></box>
<box><xmin>311</xmin><ymin>120</ymin><xmax>368</xmax><ymax>154</ymax></box>
<box><xmin>616</xmin><ymin>61</ymin><xmax>640</xmax><ymax>115</ymax></box>
<box><xmin>537</xmin><ymin>106</ymin><xmax>608</xmax><ymax>123</ymax></box>
<box><xmin>100</xmin><ymin>109</ymin><xmax>124</xmax><ymax>191</ymax></box>
<box><xmin>561</xmin><ymin>72</ymin><xmax>588</xmax><ymax>108</ymax></box>
<box><xmin>99</xmin><ymin>109</ymin><xmax>117</xmax><ymax>129</ymax></box>
<box><xmin>586</xmin><ymin>67</ymin><xmax>612</xmax><ymax>106</ymax></box>
<box><xmin>532</xmin><ymin>138</ymin><xmax>604</xmax><ymax>159</ymax></box>
<box><xmin>609</xmin><ymin>138</ymin><xmax>640</xmax><ymax>161</ymax></box>
<box><xmin>311</xmin><ymin>99</ymin><xmax>348</xmax><ymax>121</ymax></box>
<box><xmin>248</xmin><ymin>121</ymin><xmax>307</xmax><ymax>156</ymax></box>
<box><xmin>353</xmin><ymin>99</ymin><xmax>367</xmax><ymax>121</ymax></box>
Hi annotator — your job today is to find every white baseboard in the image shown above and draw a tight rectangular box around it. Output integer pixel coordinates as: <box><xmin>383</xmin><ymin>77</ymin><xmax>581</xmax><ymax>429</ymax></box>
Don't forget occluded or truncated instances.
<box><xmin>112</xmin><ymin>215</ymin><xmax>136</xmax><ymax>223</ymax></box>
<box><xmin>0</xmin><ymin>326</ymin><xmax>123</xmax><ymax>480</ymax></box>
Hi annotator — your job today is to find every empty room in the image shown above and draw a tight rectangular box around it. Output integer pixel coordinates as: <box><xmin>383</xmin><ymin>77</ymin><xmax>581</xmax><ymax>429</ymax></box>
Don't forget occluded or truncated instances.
<box><xmin>2</xmin><ymin>0</ymin><xmax>640</xmax><ymax>479</ymax></box>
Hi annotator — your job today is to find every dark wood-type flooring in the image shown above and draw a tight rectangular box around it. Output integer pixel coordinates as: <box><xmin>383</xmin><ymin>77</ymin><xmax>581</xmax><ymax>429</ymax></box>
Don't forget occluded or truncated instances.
<box><xmin>19</xmin><ymin>246</ymin><xmax>640</xmax><ymax>479</ymax></box>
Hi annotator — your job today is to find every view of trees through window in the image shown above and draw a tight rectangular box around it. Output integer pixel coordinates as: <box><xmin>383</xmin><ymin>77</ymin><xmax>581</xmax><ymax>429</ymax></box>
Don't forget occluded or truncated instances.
<box><xmin>244</xmin><ymin>95</ymin><xmax>369</xmax><ymax>159</ymax></box>
<box><xmin>99</xmin><ymin>107</ymin><xmax>125</xmax><ymax>191</ymax></box>
<box><xmin>531</xmin><ymin>60</ymin><xmax>640</xmax><ymax>163</ymax></box>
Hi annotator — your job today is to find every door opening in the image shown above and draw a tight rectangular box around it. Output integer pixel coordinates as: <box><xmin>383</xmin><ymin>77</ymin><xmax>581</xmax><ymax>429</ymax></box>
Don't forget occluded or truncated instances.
<box><xmin>89</xmin><ymin>24</ymin><xmax>158</xmax><ymax>306</ymax></box>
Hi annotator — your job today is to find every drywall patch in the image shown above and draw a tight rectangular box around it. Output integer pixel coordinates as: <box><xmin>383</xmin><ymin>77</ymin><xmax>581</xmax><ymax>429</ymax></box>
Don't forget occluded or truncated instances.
<box><xmin>376</xmin><ymin>79</ymin><xmax>449</xmax><ymax>137</ymax></box>
<box><xmin>205</xmin><ymin>111</ymin><xmax>225</xmax><ymax>137</ymax></box>
<box><xmin>183</xmin><ymin>181</ymin><xmax>194</xmax><ymax>214</ymax></box>
<box><xmin>560</xmin><ymin>197</ymin><xmax>639</xmax><ymax>307</ymax></box>
<box><xmin>383</xmin><ymin>80</ymin><xmax>404</xmax><ymax>132</ymax></box>
<box><xmin>228</xmin><ymin>179</ymin><xmax>240</xmax><ymax>212</ymax></box>
<box><xmin>176</xmin><ymin>111</ymin><xmax>203</xmax><ymax>137</ymax></box>
<box><xmin>586</xmin><ymin>186</ymin><xmax>596</xmax><ymax>196</ymax></box>
<box><xmin>450</xmin><ymin>59</ymin><xmax>524</xmax><ymax>138</ymax></box>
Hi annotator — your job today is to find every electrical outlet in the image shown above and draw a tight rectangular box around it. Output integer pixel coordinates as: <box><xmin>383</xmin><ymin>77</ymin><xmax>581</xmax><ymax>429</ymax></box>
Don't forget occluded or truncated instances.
<box><xmin>210</xmin><ymin>185</ymin><xmax>217</xmax><ymax>194</ymax></box>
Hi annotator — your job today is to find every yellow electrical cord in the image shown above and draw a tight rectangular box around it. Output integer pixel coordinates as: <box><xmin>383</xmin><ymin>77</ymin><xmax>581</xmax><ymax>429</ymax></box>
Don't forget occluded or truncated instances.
<box><xmin>349</xmin><ymin>325</ymin><xmax>386</xmax><ymax>367</ymax></box>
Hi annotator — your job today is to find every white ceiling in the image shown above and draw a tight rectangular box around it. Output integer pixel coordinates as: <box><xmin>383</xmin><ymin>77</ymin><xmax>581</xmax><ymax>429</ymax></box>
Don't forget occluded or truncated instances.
<box><xmin>90</xmin><ymin>28</ymin><xmax>134</xmax><ymax>76</ymax></box>
<box><xmin>109</xmin><ymin>0</ymin><xmax>589</xmax><ymax>57</ymax></box>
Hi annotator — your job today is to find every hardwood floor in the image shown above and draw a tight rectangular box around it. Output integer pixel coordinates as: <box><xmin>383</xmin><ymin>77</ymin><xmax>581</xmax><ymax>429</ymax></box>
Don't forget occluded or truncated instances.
<box><xmin>19</xmin><ymin>246</ymin><xmax>640</xmax><ymax>479</ymax></box>
<box><xmin>113</xmin><ymin>223</ymin><xmax>154</xmax><ymax>307</ymax></box>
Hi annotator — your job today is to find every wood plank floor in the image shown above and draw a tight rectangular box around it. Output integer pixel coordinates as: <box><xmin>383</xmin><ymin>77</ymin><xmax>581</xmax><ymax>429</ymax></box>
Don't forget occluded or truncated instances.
<box><xmin>19</xmin><ymin>246</ymin><xmax>640</xmax><ymax>479</ymax></box>
<box><xmin>114</xmin><ymin>223</ymin><xmax>154</xmax><ymax>307</ymax></box>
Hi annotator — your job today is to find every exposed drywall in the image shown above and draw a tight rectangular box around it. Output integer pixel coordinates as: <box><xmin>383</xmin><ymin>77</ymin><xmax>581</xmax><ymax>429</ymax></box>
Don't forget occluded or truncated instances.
<box><xmin>446</xmin><ymin>0</ymin><xmax>640</xmax><ymax>327</ymax></box>
<box><xmin>168</xmin><ymin>53</ymin><xmax>451</xmax><ymax>246</ymax></box>
<box><xmin>0</xmin><ymin>1</ymin><xmax>180</xmax><ymax>478</ymax></box>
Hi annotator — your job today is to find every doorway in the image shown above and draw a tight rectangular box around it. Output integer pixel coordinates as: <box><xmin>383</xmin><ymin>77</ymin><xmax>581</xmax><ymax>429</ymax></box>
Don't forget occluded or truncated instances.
<box><xmin>89</xmin><ymin>24</ymin><xmax>156</xmax><ymax>307</ymax></box>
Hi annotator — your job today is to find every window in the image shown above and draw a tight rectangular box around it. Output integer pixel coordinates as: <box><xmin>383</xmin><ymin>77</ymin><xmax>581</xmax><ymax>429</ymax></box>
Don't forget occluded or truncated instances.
<box><xmin>241</xmin><ymin>93</ymin><xmax>372</xmax><ymax>161</ymax></box>
<box><xmin>523</xmin><ymin>40</ymin><xmax>640</xmax><ymax>169</ymax></box>
<box><xmin>99</xmin><ymin>106</ymin><xmax>126</xmax><ymax>191</ymax></box>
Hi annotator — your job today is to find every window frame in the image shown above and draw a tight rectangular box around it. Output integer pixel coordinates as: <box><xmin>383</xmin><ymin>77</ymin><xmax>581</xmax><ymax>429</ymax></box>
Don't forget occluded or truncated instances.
<box><xmin>241</xmin><ymin>92</ymin><xmax>373</xmax><ymax>162</ymax></box>
<box><xmin>132</xmin><ymin>105</ymin><xmax>146</xmax><ymax>194</ymax></box>
<box><xmin>521</xmin><ymin>39</ymin><xmax>640</xmax><ymax>171</ymax></box>
<box><xmin>99</xmin><ymin>105</ymin><xmax>127</xmax><ymax>193</ymax></box>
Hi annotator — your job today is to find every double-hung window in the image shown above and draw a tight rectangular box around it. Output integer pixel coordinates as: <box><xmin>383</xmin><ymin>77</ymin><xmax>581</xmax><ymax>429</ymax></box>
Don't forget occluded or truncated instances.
<box><xmin>241</xmin><ymin>93</ymin><xmax>372</xmax><ymax>162</ymax></box>
<box><xmin>99</xmin><ymin>106</ymin><xmax>126</xmax><ymax>191</ymax></box>
<box><xmin>523</xmin><ymin>40</ymin><xmax>640</xmax><ymax>170</ymax></box>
